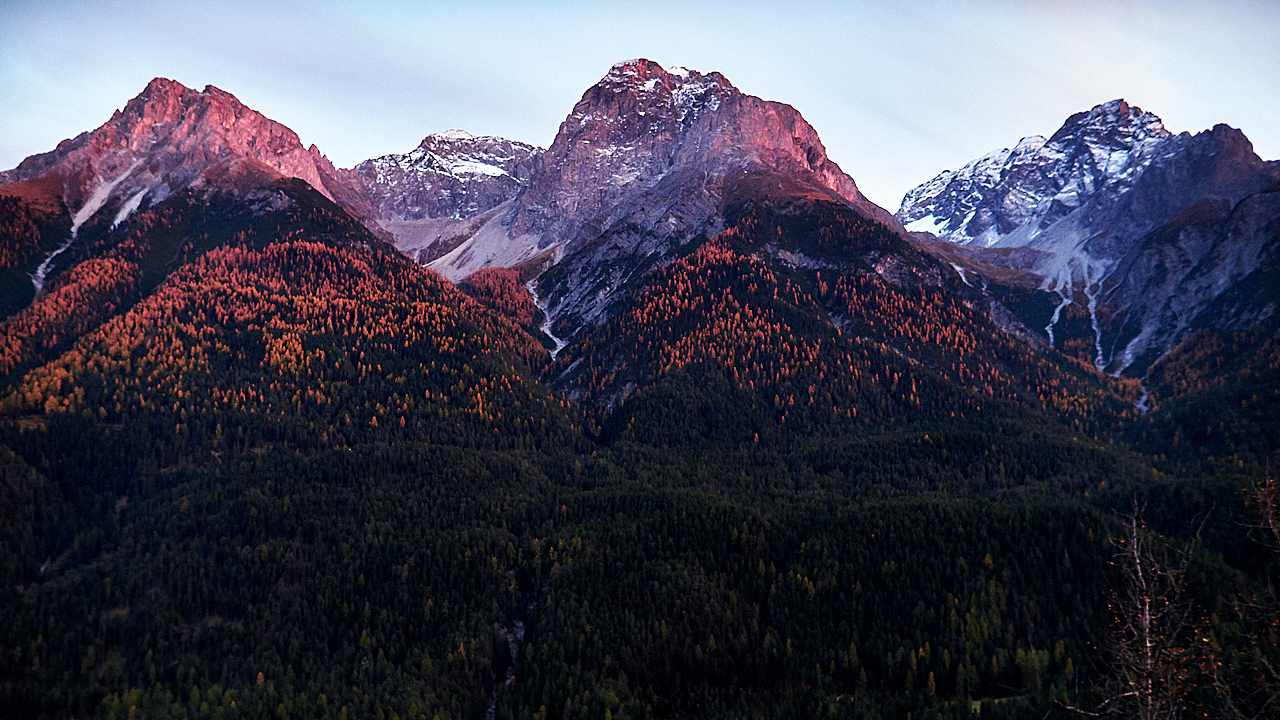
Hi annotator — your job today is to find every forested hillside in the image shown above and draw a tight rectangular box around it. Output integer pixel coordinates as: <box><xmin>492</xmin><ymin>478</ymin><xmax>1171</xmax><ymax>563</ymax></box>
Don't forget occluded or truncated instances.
<box><xmin>0</xmin><ymin>81</ymin><xmax>1276</xmax><ymax>720</ymax></box>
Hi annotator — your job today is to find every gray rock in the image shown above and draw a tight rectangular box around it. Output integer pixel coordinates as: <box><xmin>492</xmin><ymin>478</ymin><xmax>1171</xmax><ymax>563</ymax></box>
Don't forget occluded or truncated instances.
<box><xmin>425</xmin><ymin>59</ymin><xmax>902</xmax><ymax>341</ymax></box>
<box><xmin>354</xmin><ymin>130</ymin><xmax>539</xmax><ymax>222</ymax></box>
<box><xmin>898</xmin><ymin>99</ymin><xmax>1280</xmax><ymax>375</ymax></box>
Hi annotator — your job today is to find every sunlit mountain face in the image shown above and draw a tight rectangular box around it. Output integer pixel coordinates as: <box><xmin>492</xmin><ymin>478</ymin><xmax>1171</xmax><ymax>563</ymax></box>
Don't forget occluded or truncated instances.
<box><xmin>1</xmin><ymin>62</ymin><xmax>1276</xmax><ymax>720</ymax></box>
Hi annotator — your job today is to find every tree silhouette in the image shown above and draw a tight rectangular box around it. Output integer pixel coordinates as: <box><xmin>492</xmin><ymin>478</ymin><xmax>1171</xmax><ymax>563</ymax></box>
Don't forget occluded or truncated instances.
<box><xmin>1063</xmin><ymin>502</ymin><xmax>1200</xmax><ymax>719</ymax></box>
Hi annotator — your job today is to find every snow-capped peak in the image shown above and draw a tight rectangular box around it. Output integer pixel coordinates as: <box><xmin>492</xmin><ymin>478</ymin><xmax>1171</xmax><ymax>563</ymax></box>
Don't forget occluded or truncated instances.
<box><xmin>897</xmin><ymin>99</ymin><xmax>1176</xmax><ymax>248</ymax></box>
<box><xmin>1051</xmin><ymin>99</ymin><xmax>1169</xmax><ymax>146</ymax></box>
<box><xmin>897</xmin><ymin>98</ymin><xmax>1276</xmax><ymax>377</ymax></box>
<box><xmin>353</xmin><ymin>130</ymin><xmax>541</xmax><ymax>222</ymax></box>
<box><xmin>437</xmin><ymin>129</ymin><xmax>476</xmax><ymax>141</ymax></box>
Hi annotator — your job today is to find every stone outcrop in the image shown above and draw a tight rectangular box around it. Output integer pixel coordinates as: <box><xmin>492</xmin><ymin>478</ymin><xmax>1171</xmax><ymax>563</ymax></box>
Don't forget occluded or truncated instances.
<box><xmin>898</xmin><ymin>99</ymin><xmax>1280</xmax><ymax>374</ymax></box>
<box><xmin>1</xmin><ymin>78</ymin><xmax>374</xmax><ymax>234</ymax></box>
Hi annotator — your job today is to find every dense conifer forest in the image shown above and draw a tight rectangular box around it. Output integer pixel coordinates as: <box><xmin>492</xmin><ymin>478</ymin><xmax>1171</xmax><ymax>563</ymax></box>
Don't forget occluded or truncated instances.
<box><xmin>0</xmin><ymin>175</ymin><xmax>1276</xmax><ymax>720</ymax></box>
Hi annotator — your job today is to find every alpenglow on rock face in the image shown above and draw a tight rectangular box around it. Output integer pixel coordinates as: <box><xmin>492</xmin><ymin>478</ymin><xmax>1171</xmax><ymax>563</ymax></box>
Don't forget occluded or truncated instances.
<box><xmin>503</xmin><ymin>58</ymin><xmax>892</xmax><ymax>248</ymax></box>
<box><xmin>0</xmin><ymin>77</ymin><xmax>382</xmax><ymax>302</ymax></box>
<box><xmin>898</xmin><ymin>99</ymin><xmax>1280</xmax><ymax>375</ymax></box>
<box><xmin>0</xmin><ymin>78</ymin><xmax>372</xmax><ymax>236</ymax></box>
<box><xmin>423</xmin><ymin>59</ymin><xmax>904</xmax><ymax>339</ymax></box>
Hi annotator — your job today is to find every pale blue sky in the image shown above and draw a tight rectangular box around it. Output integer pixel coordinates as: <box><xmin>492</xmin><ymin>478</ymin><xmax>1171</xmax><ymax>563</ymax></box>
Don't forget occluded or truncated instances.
<box><xmin>2</xmin><ymin>0</ymin><xmax>1276</xmax><ymax>209</ymax></box>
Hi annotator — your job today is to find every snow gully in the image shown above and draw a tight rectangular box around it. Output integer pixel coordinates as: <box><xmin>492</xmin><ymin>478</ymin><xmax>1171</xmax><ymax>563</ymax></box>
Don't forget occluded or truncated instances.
<box><xmin>526</xmin><ymin>280</ymin><xmax>568</xmax><ymax>358</ymax></box>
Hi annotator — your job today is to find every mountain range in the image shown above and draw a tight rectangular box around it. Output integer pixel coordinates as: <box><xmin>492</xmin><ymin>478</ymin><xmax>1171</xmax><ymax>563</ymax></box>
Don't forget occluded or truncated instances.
<box><xmin>1</xmin><ymin>61</ymin><xmax>1276</xmax><ymax>720</ymax></box>
<box><xmin>9</xmin><ymin>67</ymin><xmax>1273</xmax><ymax>387</ymax></box>
<box><xmin>899</xmin><ymin>99</ymin><xmax>1280</xmax><ymax>377</ymax></box>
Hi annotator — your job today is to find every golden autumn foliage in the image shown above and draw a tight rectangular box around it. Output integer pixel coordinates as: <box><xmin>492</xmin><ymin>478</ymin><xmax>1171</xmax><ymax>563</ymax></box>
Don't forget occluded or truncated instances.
<box><xmin>458</xmin><ymin>267</ymin><xmax>540</xmax><ymax>330</ymax></box>
<box><xmin>0</xmin><ymin>257</ymin><xmax>141</xmax><ymax>375</ymax></box>
<box><xmin>2</xmin><ymin>238</ymin><xmax>572</xmax><ymax>450</ymax></box>
<box><xmin>0</xmin><ymin>195</ymin><xmax>47</xmax><ymax>272</ymax></box>
<box><xmin>828</xmin><ymin>270</ymin><xmax>1136</xmax><ymax>422</ymax></box>
<box><xmin>553</xmin><ymin>223</ymin><xmax>1135</xmax><ymax>432</ymax></box>
<box><xmin>1148</xmin><ymin>325</ymin><xmax>1280</xmax><ymax>398</ymax></box>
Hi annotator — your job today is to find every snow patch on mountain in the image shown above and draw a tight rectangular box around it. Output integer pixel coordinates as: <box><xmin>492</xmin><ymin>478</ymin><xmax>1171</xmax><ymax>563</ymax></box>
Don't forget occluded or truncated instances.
<box><xmin>905</xmin><ymin>215</ymin><xmax>946</xmax><ymax>235</ymax></box>
<box><xmin>355</xmin><ymin>131</ymin><xmax>540</xmax><ymax>235</ymax></box>
<box><xmin>73</xmin><ymin>159</ymin><xmax>143</xmax><ymax>236</ymax></box>
<box><xmin>899</xmin><ymin>100</ymin><xmax>1170</xmax><ymax>249</ymax></box>
<box><xmin>898</xmin><ymin>98</ymin><xmax>1279</xmax><ymax>375</ymax></box>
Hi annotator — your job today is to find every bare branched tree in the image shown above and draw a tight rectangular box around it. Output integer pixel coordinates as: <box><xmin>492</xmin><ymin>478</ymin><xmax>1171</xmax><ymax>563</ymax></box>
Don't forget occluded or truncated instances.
<box><xmin>1111</xmin><ymin>503</ymin><xmax>1200</xmax><ymax>720</ymax></box>
<box><xmin>1060</xmin><ymin>501</ymin><xmax>1200</xmax><ymax>719</ymax></box>
<box><xmin>1255</xmin><ymin>476</ymin><xmax>1279</xmax><ymax>551</ymax></box>
<box><xmin>1203</xmin><ymin>476</ymin><xmax>1280</xmax><ymax>720</ymax></box>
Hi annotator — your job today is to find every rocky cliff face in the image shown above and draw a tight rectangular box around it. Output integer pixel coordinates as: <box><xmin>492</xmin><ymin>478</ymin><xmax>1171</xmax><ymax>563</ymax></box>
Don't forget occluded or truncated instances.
<box><xmin>899</xmin><ymin>100</ymin><xmax>1174</xmax><ymax>247</ymax></box>
<box><xmin>423</xmin><ymin>59</ymin><xmax>904</xmax><ymax>341</ymax></box>
<box><xmin>506</xmin><ymin>59</ymin><xmax>892</xmax><ymax>246</ymax></box>
<box><xmin>354</xmin><ymin>130</ymin><xmax>539</xmax><ymax>222</ymax></box>
<box><xmin>1102</xmin><ymin>175</ymin><xmax>1280</xmax><ymax>372</ymax></box>
<box><xmin>898</xmin><ymin>99</ymin><xmax>1280</xmax><ymax>375</ymax></box>
<box><xmin>1</xmin><ymin>78</ymin><xmax>373</xmax><ymax>239</ymax></box>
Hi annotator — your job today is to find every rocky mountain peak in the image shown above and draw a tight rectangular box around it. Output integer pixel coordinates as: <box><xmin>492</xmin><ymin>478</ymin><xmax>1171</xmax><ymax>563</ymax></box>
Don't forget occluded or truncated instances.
<box><xmin>128</xmin><ymin>77</ymin><xmax>195</xmax><ymax>114</ymax></box>
<box><xmin>898</xmin><ymin>99</ymin><xmax>1278</xmax><ymax>378</ymax></box>
<box><xmin>0</xmin><ymin>77</ymin><xmax>376</xmax><ymax>259</ymax></box>
<box><xmin>101</xmin><ymin>78</ymin><xmax>312</xmax><ymax>164</ymax></box>
<box><xmin>1049</xmin><ymin>99</ymin><xmax>1169</xmax><ymax>147</ymax></box>
<box><xmin>417</xmin><ymin>60</ymin><xmax>907</xmax><ymax>342</ymax></box>
<box><xmin>598</xmin><ymin>58</ymin><xmax>734</xmax><ymax>103</ymax></box>
<box><xmin>605</xmin><ymin>58</ymin><xmax>666</xmax><ymax>82</ymax></box>
<box><xmin>897</xmin><ymin>99</ymin><xmax>1176</xmax><ymax>246</ymax></box>
<box><xmin>501</xmin><ymin>59</ymin><xmax>887</xmax><ymax>249</ymax></box>
<box><xmin>411</xmin><ymin>130</ymin><xmax>537</xmax><ymax>165</ymax></box>
<box><xmin>562</xmin><ymin>59</ymin><xmax>735</xmax><ymax>151</ymax></box>
<box><xmin>354</xmin><ymin>130</ymin><xmax>540</xmax><ymax>222</ymax></box>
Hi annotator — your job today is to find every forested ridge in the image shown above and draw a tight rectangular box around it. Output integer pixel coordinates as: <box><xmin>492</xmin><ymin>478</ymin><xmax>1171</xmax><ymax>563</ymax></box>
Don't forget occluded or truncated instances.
<box><xmin>0</xmin><ymin>182</ymin><xmax>73</xmax><ymax>317</ymax></box>
<box><xmin>0</xmin><ymin>176</ymin><xmax>1276</xmax><ymax>720</ymax></box>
